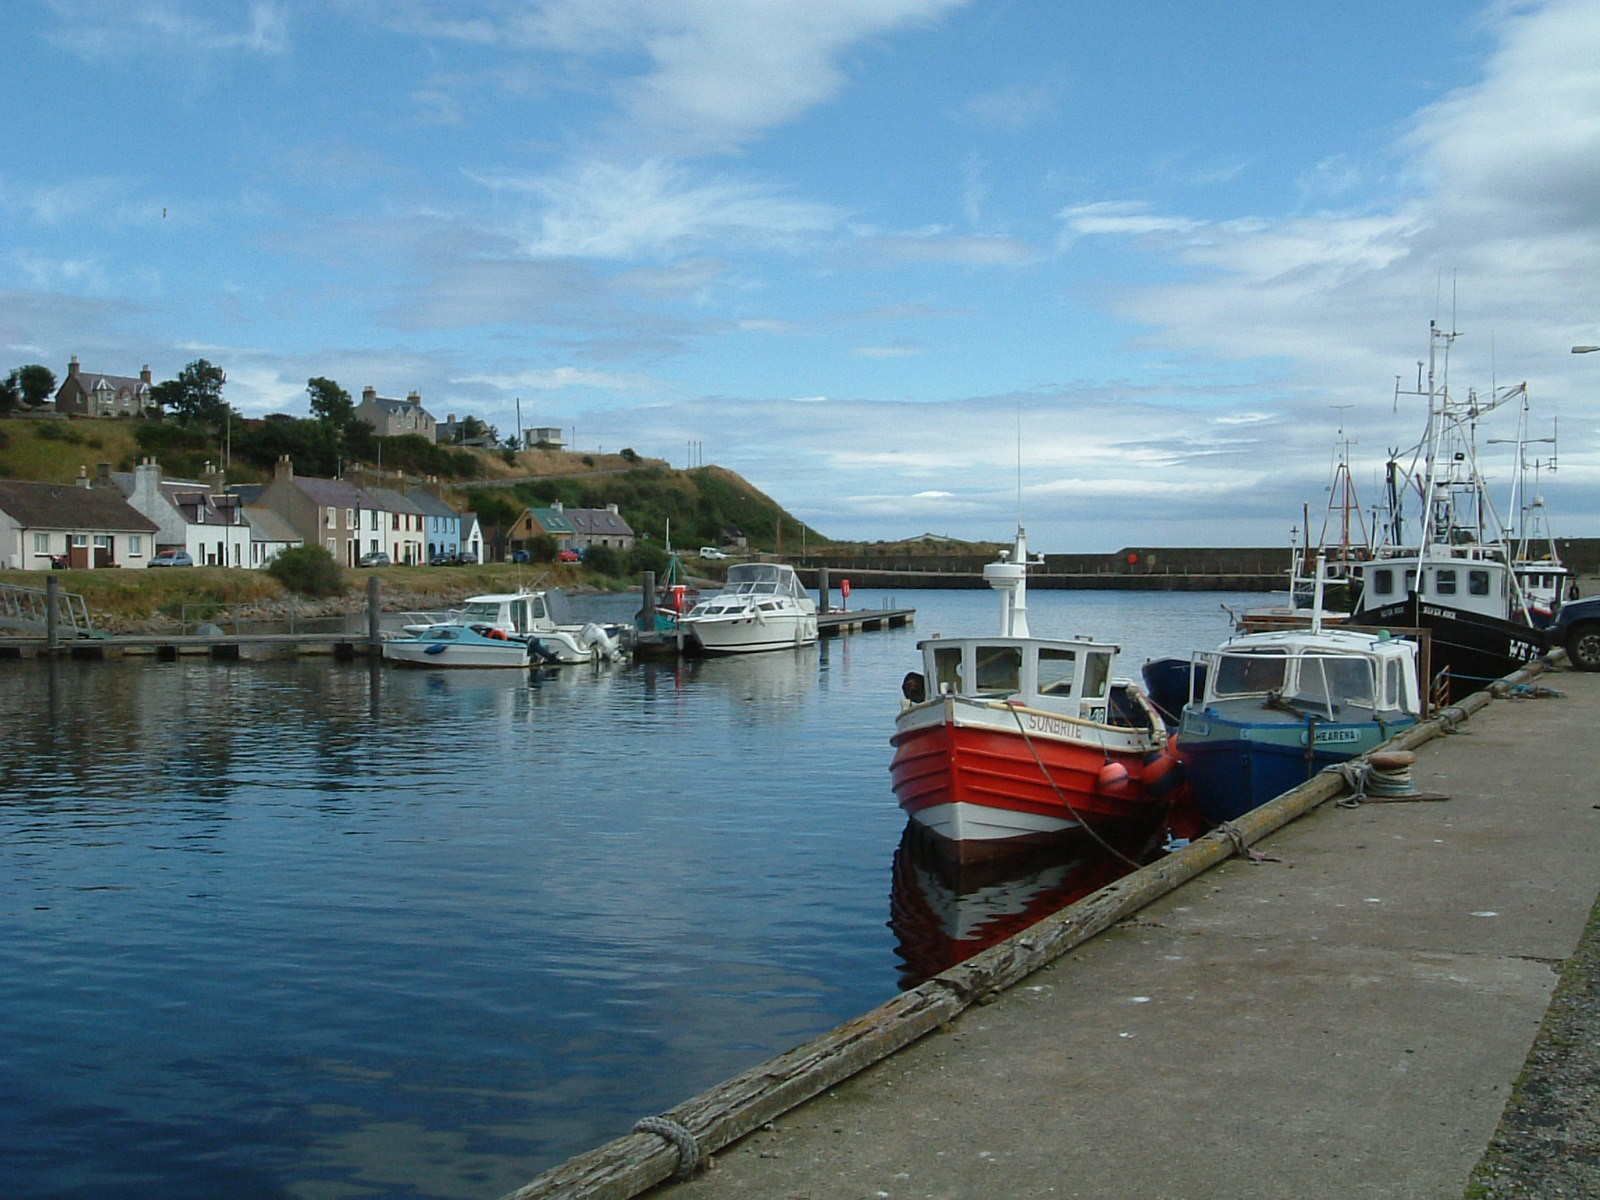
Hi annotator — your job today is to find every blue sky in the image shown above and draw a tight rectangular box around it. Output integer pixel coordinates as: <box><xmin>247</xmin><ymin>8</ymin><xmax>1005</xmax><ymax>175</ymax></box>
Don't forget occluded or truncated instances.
<box><xmin>4</xmin><ymin>0</ymin><xmax>1598</xmax><ymax>551</ymax></box>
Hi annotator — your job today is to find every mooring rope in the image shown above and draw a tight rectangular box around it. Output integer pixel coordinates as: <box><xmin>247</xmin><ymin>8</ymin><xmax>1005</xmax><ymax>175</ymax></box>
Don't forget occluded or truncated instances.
<box><xmin>1328</xmin><ymin>759</ymin><xmax>1373</xmax><ymax>808</ymax></box>
<box><xmin>632</xmin><ymin>1115</ymin><xmax>704</xmax><ymax>1178</ymax></box>
<box><xmin>1004</xmin><ymin>701</ymin><xmax>1146</xmax><ymax>869</ymax></box>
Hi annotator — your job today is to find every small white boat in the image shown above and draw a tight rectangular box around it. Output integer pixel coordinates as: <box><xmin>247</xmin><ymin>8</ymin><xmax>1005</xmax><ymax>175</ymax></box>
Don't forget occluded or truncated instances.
<box><xmin>382</xmin><ymin>624</ymin><xmax>534</xmax><ymax>669</ymax></box>
<box><xmin>407</xmin><ymin>589</ymin><xmax>627</xmax><ymax>664</ymax></box>
<box><xmin>679</xmin><ymin>563</ymin><xmax>818</xmax><ymax>654</ymax></box>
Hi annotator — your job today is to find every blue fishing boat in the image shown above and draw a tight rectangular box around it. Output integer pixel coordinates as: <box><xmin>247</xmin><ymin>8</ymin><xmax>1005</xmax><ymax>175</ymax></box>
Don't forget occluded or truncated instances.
<box><xmin>1167</xmin><ymin>568</ymin><xmax>1424</xmax><ymax>824</ymax></box>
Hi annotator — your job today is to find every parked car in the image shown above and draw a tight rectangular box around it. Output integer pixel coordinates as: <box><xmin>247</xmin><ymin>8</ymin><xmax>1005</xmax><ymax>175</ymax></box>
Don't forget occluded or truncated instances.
<box><xmin>558</xmin><ymin>548</ymin><xmax>581</xmax><ymax>563</ymax></box>
<box><xmin>457</xmin><ymin>551</ymin><xmax>478</xmax><ymax>564</ymax></box>
<box><xmin>357</xmin><ymin>551</ymin><xmax>392</xmax><ymax>568</ymax></box>
<box><xmin>698</xmin><ymin>546</ymin><xmax>729</xmax><ymax>560</ymax></box>
<box><xmin>148</xmin><ymin>549</ymin><xmax>194</xmax><ymax>568</ymax></box>
<box><xmin>1548</xmin><ymin>593</ymin><xmax>1600</xmax><ymax>671</ymax></box>
<box><xmin>510</xmin><ymin>549</ymin><xmax>532</xmax><ymax>564</ymax></box>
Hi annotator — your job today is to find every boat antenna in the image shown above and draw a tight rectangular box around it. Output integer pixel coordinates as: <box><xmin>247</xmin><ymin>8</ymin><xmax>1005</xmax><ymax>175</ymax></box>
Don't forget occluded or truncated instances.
<box><xmin>1015</xmin><ymin>394</ymin><xmax>1024</xmax><ymax>528</ymax></box>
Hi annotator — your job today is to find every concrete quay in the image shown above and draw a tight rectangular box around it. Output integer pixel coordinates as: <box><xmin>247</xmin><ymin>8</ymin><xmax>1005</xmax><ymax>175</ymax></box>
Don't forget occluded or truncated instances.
<box><xmin>642</xmin><ymin>663</ymin><xmax>1600</xmax><ymax>1200</ymax></box>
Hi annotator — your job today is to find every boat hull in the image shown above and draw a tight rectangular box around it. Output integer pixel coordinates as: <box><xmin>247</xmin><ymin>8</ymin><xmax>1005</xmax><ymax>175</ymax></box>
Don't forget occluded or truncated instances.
<box><xmin>889</xmin><ymin>695</ymin><xmax>1181</xmax><ymax>862</ymax></box>
<box><xmin>1355</xmin><ymin>597</ymin><xmax>1543</xmax><ymax>702</ymax></box>
<box><xmin>381</xmin><ymin>640</ymin><xmax>531</xmax><ymax>669</ymax></box>
<box><xmin>1178</xmin><ymin>708</ymin><xmax>1418</xmax><ymax>824</ymax></box>
<box><xmin>683</xmin><ymin>613</ymin><xmax>818</xmax><ymax>654</ymax></box>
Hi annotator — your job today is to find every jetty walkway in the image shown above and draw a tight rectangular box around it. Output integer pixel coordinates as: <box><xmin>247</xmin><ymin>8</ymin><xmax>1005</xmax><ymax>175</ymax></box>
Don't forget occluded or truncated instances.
<box><xmin>507</xmin><ymin>655</ymin><xmax>1600</xmax><ymax>1200</ymax></box>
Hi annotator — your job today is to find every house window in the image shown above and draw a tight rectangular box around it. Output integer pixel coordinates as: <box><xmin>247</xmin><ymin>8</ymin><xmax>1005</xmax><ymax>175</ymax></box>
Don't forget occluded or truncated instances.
<box><xmin>325</xmin><ymin>537</ymin><xmax>337</xmax><ymax>554</ymax></box>
<box><xmin>33</xmin><ymin>533</ymin><xmax>49</xmax><ymax>553</ymax></box>
<box><xmin>346</xmin><ymin>508</ymin><xmax>356</xmax><ymax>529</ymax></box>
<box><xmin>324</xmin><ymin>507</ymin><xmax>335</xmax><ymax>528</ymax></box>
<box><xmin>71</xmin><ymin>534</ymin><xmax>88</xmax><ymax>547</ymax></box>
<box><xmin>129</xmin><ymin>535</ymin><xmax>142</xmax><ymax>556</ymax></box>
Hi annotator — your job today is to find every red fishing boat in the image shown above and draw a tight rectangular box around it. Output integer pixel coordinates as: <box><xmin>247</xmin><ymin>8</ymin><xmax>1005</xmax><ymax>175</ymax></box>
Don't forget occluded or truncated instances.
<box><xmin>889</xmin><ymin>527</ymin><xmax>1185</xmax><ymax>862</ymax></box>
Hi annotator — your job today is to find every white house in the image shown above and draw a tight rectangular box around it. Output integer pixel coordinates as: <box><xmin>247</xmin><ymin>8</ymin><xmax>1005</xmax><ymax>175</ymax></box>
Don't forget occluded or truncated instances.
<box><xmin>120</xmin><ymin>460</ymin><xmax>252</xmax><ymax>568</ymax></box>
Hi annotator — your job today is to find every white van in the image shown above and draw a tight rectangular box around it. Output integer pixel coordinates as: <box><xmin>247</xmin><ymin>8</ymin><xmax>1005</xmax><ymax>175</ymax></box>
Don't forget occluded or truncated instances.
<box><xmin>698</xmin><ymin>546</ymin><xmax>729</xmax><ymax>560</ymax></box>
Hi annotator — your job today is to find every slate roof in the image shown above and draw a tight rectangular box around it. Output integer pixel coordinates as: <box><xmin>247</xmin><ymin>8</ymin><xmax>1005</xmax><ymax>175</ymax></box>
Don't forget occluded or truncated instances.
<box><xmin>365</xmin><ymin>487</ymin><xmax>425</xmax><ymax>516</ymax></box>
<box><xmin>290</xmin><ymin>476</ymin><xmax>371</xmax><ymax>508</ymax></box>
<box><xmin>406</xmin><ymin>489</ymin><xmax>461</xmax><ymax>519</ymax></box>
<box><xmin>243</xmin><ymin>506</ymin><xmax>301</xmax><ymax>544</ymax></box>
<box><xmin>0</xmin><ymin>480</ymin><xmax>159</xmax><ymax>532</ymax></box>
<box><xmin>567</xmin><ymin>507</ymin><xmax>634</xmax><ymax>537</ymax></box>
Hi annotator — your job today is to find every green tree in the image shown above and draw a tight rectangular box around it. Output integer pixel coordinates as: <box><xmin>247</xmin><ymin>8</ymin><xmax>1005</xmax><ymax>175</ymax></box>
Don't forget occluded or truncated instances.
<box><xmin>306</xmin><ymin>377</ymin><xmax>355</xmax><ymax>431</ymax></box>
<box><xmin>153</xmin><ymin>359</ymin><xmax>230</xmax><ymax>429</ymax></box>
<box><xmin>2</xmin><ymin>364</ymin><xmax>57</xmax><ymax>412</ymax></box>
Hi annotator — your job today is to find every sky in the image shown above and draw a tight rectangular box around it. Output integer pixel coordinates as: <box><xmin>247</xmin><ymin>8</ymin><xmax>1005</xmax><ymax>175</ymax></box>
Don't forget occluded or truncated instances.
<box><xmin>3</xmin><ymin>0</ymin><xmax>1598</xmax><ymax>553</ymax></box>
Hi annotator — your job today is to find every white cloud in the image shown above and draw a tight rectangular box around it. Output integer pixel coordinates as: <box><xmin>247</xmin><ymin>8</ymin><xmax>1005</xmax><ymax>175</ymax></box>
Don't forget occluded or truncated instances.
<box><xmin>476</xmin><ymin>159</ymin><xmax>840</xmax><ymax>260</ymax></box>
<box><xmin>47</xmin><ymin>0</ymin><xmax>290</xmax><ymax>59</ymax></box>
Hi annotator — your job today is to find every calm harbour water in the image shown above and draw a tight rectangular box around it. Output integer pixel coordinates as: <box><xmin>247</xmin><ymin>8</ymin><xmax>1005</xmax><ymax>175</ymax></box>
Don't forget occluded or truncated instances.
<box><xmin>1</xmin><ymin>586</ymin><xmax>1269</xmax><ymax>1200</ymax></box>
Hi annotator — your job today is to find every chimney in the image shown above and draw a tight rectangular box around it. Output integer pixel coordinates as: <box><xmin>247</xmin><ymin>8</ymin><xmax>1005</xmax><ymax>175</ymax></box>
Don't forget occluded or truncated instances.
<box><xmin>362</xmin><ymin>386</ymin><xmax>377</xmax><ymax>403</ymax></box>
<box><xmin>77</xmin><ymin>465</ymin><xmax>90</xmax><ymax>488</ymax></box>
<box><xmin>607</xmin><ymin>503</ymin><xmax>619</xmax><ymax>514</ymax></box>
<box><xmin>68</xmin><ymin>356</ymin><xmax>80</xmax><ymax>378</ymax></box>
<box><xmin>140</xmin><ymin>365</ymin><xmax>152</xmax><ymax>384</ymax></box>
<box><xmin>407</xmin><ymin>390</ymin><xmax>421</xmax><ymax>404</ymax></box>
<box><xmin>447</xmin><ymin>413</ymin><xmax>456</xmax><ymax>424</ymax></box>
<box><xmin>275</xmin><ymin>455</ymin><xmax>294</xmax><ymax>481</ymax></box>
<box><xmin>96</xmin><ymin>462</ymin><xmax>112</xmax><ymax>487</ymax></box>
<box><xmin>552</xmin><ymin>499</ymin><xmax>563</xmax><ymax>512</ymax></box>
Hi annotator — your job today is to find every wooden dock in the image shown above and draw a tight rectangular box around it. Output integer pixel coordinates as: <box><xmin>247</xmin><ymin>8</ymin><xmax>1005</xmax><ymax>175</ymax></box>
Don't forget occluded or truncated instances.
<box><xmin>0</xmin><ymin>631</ymin><xmax>376</xmax><ymax>661</ymax></box>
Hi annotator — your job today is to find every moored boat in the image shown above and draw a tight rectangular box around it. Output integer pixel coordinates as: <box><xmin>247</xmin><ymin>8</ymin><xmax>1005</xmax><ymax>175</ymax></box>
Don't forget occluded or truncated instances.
<box><xmin>888</xmin><ymin>527</ymin><xmax>1185</xmax><ymax>862</ymax></box>
<box><xmin>407</xmin><ymin>588</ymin><xmax>627</xmax><ymax>664</ymax></box>
<box><xmin>382</xmin><ymin>623</ymin><xmax>535</xmax><ymax>669</ymax></box>
<box><xmin>1349</xmin><ymin>324</ymin><xmax>1546</xmax><ymax>701</ymax></box>
<box><xmin>678</xmin><ymin>562</ymin><xmax>818</xmax><ymax>654</ymax></box>
<box><xmin>1168</xmin><ymin>569</ymin><xmax>1423</xmax><ymax>825</ymax></box>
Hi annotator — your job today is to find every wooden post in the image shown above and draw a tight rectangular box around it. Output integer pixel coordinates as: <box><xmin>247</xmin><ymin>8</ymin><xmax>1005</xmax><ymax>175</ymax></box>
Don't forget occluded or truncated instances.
<box><xmin>817</xmin><ymin>567</ymin><xmax>830</xmax><ymax>615</ymax></box>
<box><xmin>46</xmin><ymin>573</ymin><xmax>60</xmax><ymax>655</ymax></box>
<box><xmin>366</xmin><ymin>576</ymin><xmax>381</xmax><ymax>653</ymax></box>
<box><xmin>641</xmin><ymin>571</ymin><xmax>657</xmax><ymax>630</ymax></box>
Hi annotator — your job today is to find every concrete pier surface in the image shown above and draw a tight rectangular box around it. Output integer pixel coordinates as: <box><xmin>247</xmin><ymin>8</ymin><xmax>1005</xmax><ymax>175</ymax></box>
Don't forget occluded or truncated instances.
<box><xmin>651</xmin><ymin>664</ymin><xmax>1600</xmax><ymax>1200</ymax></box>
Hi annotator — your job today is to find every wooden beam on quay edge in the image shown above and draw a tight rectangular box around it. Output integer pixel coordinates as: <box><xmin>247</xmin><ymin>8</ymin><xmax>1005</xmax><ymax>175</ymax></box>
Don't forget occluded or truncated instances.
<box><xmin>499</xmin><ymin>657</ymin><xmax>1551</xmax><ymax>1200</ymax></box>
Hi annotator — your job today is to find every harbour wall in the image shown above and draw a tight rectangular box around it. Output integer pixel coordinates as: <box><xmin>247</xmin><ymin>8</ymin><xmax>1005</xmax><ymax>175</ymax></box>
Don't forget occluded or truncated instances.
<box><xmin>793</xmin><ymin>535</ymin><xmax>1600</xmax><ymax>592</ymax></box>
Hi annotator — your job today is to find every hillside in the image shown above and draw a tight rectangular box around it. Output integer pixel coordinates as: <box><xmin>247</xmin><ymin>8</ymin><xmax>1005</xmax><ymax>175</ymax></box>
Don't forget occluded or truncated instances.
<box><xmin>0</xmin><ymin>413</ymin><xmax>831</xmax><ymax>558</ymax></box>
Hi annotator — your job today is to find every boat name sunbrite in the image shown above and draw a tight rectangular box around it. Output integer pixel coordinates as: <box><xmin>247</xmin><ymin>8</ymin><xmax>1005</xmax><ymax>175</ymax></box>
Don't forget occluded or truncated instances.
<box><xmin>1023</xmin><ymin>710</ymin><xmax>1106</xmax><ymax>736</ymax></box>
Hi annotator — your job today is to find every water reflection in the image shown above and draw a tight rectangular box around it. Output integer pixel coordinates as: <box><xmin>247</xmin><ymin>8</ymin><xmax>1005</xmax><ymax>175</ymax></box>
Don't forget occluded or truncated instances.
<box><xmin>888</xmin><ymin>822</ymin><xmax>1164</xmax><ymax>989</ymax></box>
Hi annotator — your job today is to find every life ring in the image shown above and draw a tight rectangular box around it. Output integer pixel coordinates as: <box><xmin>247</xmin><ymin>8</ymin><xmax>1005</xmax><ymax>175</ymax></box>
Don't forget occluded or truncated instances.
<box><xmin>669</xmin><ymin>585</ymin><xmax>686</xmax><ymax>613</ymax></box>
<box><xmin>486</xmin><ymin>628</ymin><xmax>508</xmax><ymax>640</ymax></box>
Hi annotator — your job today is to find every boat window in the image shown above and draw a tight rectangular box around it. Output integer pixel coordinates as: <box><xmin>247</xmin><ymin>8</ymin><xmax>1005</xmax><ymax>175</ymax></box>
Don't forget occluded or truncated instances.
<box><xmin>1322</xmin><ymin>657</ymin><xmax>1373</xmax><ymax>706</ymax></box>
<box><xmin>975</xmin><ymin>646</ymin><xmax>1022</xmax><ymax>696</ymax></box>
<box><xmin>1469</xmin><ymin>570</ymin><xmax>1490</xmax><ymax>596</ymax></box>
<box><xmin>1404</xmin><ymin>569</ymin><xmax>1417</xmax><ymax>595</ymax></box>
<box><xmin>1037</xmin><ymin>647</ymin><xmax>1077</xmax><ymax>696</ymax></box>
<box><xmin>932</xmin><ymin>645</ymin><xmax>963</xmax><ymax>694</ymax></box>
<box><xmin>1213</xmin><ymin>653</ymin><xmax>1286</xmax><ymax>696</ymax></box>
<box><xmin>1372</xmin><ymin>568</ymin><xmax>1394</xmax><ymax>596</ymax></box>
<box><xmin>1082</xmin><ymin>651</ymin><xmax>1112</xmax><ymax>699</ymax></box>
<box><xmin>1383</xmin><ymin>659</ymin><xmax>1408</xmax><ymax>711</ymax></box>
<box><xmin>1434</xmin><ymin>569</ymin><xmax>1457</xmax><ymax>595</ymax></box>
